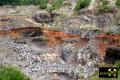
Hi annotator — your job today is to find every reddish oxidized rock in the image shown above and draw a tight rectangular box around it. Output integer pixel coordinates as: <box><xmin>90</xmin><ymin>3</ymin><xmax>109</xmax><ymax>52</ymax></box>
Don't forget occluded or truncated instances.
<box><xmin>95</xmin><ymin>33</ymin><xmax>120</xmax><ymax>61</ymax></box>
<box><xmin>0</xmin><ymin>27</ymin><xmax>119</xmax><ymax>63</ymax></box>
<box><xmin>0</xmin><ymin>27</ymin><xmax>89</xmax><ymax>47</ymax></box>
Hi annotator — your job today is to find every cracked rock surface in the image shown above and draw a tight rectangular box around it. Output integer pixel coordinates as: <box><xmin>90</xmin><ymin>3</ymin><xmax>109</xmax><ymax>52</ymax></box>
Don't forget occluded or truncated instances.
<box><xmin>0</xmin><ymin>35</ymin><xmax>99</xmax><ymax>80</ymax></box>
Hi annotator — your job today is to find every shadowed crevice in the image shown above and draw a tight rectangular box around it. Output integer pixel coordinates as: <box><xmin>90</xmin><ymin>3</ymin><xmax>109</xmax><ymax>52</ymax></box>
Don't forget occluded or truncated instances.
<box><xmin>104</xmin><ymin>47</ymin><xmax>120</xmax><ymax>64</ymax></box>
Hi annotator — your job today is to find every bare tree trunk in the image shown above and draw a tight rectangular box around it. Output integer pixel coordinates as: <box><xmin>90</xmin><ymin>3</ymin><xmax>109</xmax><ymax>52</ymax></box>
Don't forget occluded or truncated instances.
<box><xmin>88</xmin><ymin>0</ymin><xmax>99</xmax><ymax>10</ymax></box>
<box><xmin>88</xmin><ymin>0</ymin><xmax>117</xmax><ymax>11</ymax></box>
<box><xmin>108</xmin><ymin>0</ymin><xmax>117</xmax><ymax>8</ymax></box>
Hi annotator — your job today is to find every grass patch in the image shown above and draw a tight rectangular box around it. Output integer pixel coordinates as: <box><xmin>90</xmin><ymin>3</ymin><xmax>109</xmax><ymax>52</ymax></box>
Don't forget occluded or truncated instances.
<box><xmin>116</xmin><ymin>0</ymin><xmax>120</xmax><ymax>8</ymax></box>
<box><xmin>63</xmin><ymin>1</ymin><xmax>72</xmax><ymax>6</ymax></box>
<box><xmin>0</xmin><ymin>65</ymin><xmax>31</xmax><ymax>80</ymax></box>
<box><xmin>74</xmin><ymin>0</ymin><xmax>90</xmax><ymax>11</ymax></box>
<box><xmin>51</xmin><ymin>0</ymin><xmax>64</xmax><ymax>10</ymax></box>
<box><xmin>39</xmin><ymin>0</ymin><xmax>48</xmax><ymax>9</ymax></box>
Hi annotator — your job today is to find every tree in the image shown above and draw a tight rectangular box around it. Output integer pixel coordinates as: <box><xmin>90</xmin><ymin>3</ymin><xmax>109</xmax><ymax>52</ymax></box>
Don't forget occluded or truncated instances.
<box><xmin>88</xmin><ymin>0</ymin><xmax>98</xmax><ymax>10</ymax></box>
<box><xmin>88</xmin><ymin>0</ymin><xmax>117</xmax><ymax>11</ymax></box>
<box><xmin>108</xmin><ymin>0</ymin><xmax>117</xmax><ymax>8</ymax></box>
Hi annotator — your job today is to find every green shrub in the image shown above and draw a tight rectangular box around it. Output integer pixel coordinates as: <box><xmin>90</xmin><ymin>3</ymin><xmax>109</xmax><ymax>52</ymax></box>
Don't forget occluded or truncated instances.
<box><xmin>19</xmin><ymin>0</ymin><xmax>32</xmax><ymax>5</ymax></box>
<box><xmin>0</xmin><ymin>0</ymin><xmax>21</xmax><ymax>5</ymax></box>
<box><xmin>0</xmin><ymin>65</ymin><xmax>31</xmax><ymax>80</ymax></box>
<box><xmin>97</xmin><ymin>0</ymin><xmax>111</xmax><ymax>11</ymax></box>
<box><xmin>51</xmin><ymin>0</ymin><xmax>64</xmax><ymax>10</ymax></box>
<box><xmin>0</xmin><ymin>0</ymin><xmax>48</xmax><ymax>8</ymax></box>
<box><xmin>116</xmin><ymin>0</ymin><xmax>120</xmax><ymax>8</ymax></box>
<box><xmin>39</xmin><ymin>0</ymin><xmax>48</xmax><ymax>9</ymax></box>
<box><xmin>63</xmin><ymin>1</ymin><xmax>72</xmax><ymax>6</ymax></box>
<box><xmin>74</xmin><ymin>0</ymin><xmax>90</xmax><ymax>11</ymax></box>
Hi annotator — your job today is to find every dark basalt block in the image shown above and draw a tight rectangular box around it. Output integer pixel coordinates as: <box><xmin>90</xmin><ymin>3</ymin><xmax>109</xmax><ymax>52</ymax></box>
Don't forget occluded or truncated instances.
<box><xmin>104</xmin><ymin>46</ymin><xmax>120</xmax><ymax>64</ymax></box>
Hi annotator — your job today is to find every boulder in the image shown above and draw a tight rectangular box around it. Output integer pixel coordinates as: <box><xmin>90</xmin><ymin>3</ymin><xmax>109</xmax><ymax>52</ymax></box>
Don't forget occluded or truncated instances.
<box><xmin>33</xmin><ymin>12</ymin><xmax>59</xmax><ymax>23</ymax></box>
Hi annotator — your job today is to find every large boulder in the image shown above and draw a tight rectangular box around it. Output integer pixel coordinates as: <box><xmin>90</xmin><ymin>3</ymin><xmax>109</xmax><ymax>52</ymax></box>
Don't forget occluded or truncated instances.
<box><xmin>33</xmin><ymin>12</ymin><xmax>59</xmax><ymax>23</ymax></box>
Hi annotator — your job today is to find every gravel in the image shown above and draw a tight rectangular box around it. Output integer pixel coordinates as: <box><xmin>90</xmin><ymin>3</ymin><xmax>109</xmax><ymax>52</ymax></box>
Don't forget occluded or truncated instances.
<box><xmin>0</xmin><ymin>36</ymin><xmax>99</xmax><ymax>80</ymax></box>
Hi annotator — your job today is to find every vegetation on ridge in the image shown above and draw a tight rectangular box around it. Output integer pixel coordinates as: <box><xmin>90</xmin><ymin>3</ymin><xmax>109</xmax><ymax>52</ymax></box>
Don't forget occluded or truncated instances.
<box><xmin>74</xmin><ymin>0</ymin><xmax>90</xmax><ymax>11</ymax></box>
<box><xmin>97</xmin><ymin>0</ymin><xmax>111</xmax><ymax>11</ymax></box>
<box><xmin>116</xmin><ymin>0</ymin><xmax>120</xmax><ymax>8</ymax></box>
<box><xmin>0</xmin><ymin>0</ymin><xmax>48</xmax><ymax>9</ymax></box>
<box><xmin>47</xmin><ymin>0</ymin><xmax>64</xmax><ymax>11</ymax></box>
<box><xmin>0</xmin><ymin>65</ymin><xmax>31</xmax><ymax>80</ymax></box>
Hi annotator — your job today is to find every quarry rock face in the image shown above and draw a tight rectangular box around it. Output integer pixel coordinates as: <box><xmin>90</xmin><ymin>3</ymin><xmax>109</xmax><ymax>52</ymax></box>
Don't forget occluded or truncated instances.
<box><xmin>0</xmin><ymin>5</ymin><xmax>39</xmax><ymax>15</ymax></box>
<box><xmin>0</xmin><ymin>20</ymin><xmax>119</xmax><ymax>80</ymax></box>
<box><xmin>0</xmin><ymin>26</ymin><xmax>100</xmax><ymax>80</ymax></box>
<box><xmin>54</xmin><ymin>10</ymin><xmax>120</xmax><ymax>34</ymax></box>
<box><xmin>0</xmin><ymin>8</ymin><xmax>120</xmax><ymax>80</ymax></box>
